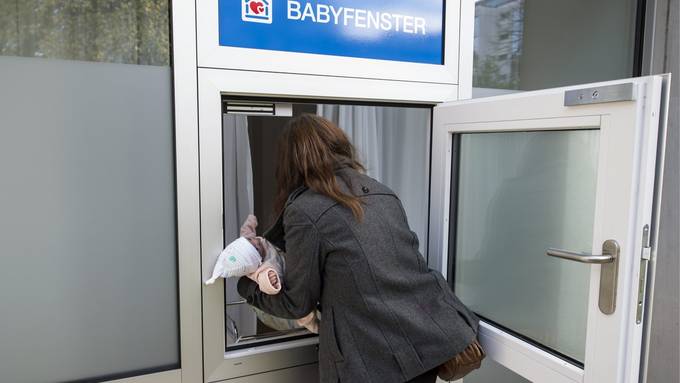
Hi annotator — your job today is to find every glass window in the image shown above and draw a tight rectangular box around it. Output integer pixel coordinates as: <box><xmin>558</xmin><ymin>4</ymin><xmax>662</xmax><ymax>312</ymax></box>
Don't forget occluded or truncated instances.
<box><xmin>223</xmin><ymin>101</ymin><xmax>431</xmax><ymax>350</ymax></box>
<box><xmin>0</xmin><ymin>1</ymin><xmax>177</xmax><ymax>382</ymax></box>
<box><xmin>473</xmin><ymin>0</ymin><xmax>638</xmax><ymax>93</ymax></box>
<box><xmin>0</xmin><ymin>0</ymin><xmax>169</xmax><ymax>65</ymax></box>
<box><xmin>451</xmin><ymin>129</ymin><xmax>600</xmax><ymax>364</ymax></box>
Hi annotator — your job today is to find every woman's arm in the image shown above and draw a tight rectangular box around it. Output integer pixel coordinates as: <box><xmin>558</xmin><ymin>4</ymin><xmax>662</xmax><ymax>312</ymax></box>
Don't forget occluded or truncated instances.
<box><xmin>237</xmin><ymin>205</ymin><xmax>322</xmax><ymax>320</ymax></box>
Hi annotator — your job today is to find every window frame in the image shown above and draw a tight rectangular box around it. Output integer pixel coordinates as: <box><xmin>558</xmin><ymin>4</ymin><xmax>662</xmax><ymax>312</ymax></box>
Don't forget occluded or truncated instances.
<box><xmin>198</xmin><ymin>68</ymin><xmax>442</xmax><ymax>381</ymax></box>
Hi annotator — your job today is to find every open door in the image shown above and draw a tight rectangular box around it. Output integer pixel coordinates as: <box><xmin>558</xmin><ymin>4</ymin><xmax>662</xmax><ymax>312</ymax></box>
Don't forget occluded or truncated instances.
<box><xmin>429</xmin><ymin>75</ymin><xmax>670</xmax><ymax>383</ymax></box>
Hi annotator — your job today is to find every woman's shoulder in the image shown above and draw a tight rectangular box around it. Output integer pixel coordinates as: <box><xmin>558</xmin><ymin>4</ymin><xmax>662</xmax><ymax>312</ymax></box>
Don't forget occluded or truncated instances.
<box><xmin>289</xmin><ymin>172</ymin><xmax>398</xmax><ymax>221</ymax></box>
<box><xmin>285</xmin><ymin>187</ymin><xmax>337</xmax><ymax>223</ymax></box>
<box><xmin>335</xmin><ymin>168</ymin><xmax>398</xmax><ymax>199</ymax></box>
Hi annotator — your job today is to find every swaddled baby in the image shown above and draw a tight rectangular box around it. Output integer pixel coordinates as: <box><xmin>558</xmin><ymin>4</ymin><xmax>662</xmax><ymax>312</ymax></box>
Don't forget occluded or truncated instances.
<box><xmin>206</xmin><ymin>215</ymin><xmax>319</xmax><ymax>333</ymax></box>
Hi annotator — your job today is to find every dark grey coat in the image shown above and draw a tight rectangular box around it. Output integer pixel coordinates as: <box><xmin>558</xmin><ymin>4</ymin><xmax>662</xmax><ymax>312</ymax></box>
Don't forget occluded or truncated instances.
<box><xmin>238</xmin><ymin>167</ymin><xmax>479</xmax><ymax>383</ymax></box>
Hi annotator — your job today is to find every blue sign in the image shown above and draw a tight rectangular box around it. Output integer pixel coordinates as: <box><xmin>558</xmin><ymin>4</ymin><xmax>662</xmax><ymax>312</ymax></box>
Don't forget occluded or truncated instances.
<box><xmin>219</xmin><ymin>0</ymin><xmax>445</xmax><ymax>65</ymax></box>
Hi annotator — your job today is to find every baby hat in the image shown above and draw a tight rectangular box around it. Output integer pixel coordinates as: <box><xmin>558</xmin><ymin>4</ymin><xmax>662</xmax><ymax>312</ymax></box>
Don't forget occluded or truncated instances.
<box><xmin>205</xmin><ymin>237</ymin><xmax>262</xmax><ymax>285</ymax></box>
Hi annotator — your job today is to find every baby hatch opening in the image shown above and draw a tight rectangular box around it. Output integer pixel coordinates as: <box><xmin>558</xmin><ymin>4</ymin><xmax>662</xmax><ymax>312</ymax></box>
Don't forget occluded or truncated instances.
<box><xmin>222</xmin><ymin>98</ymin><xmax>433</xmax><ymax>351</ymax></box>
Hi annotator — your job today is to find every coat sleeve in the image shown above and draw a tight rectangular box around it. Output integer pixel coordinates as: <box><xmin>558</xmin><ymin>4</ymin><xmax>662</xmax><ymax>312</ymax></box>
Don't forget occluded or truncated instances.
<box><xmin>237</xmin><ymin>205</ymin><xmax>322</xmax><ymax>320</ymax></box>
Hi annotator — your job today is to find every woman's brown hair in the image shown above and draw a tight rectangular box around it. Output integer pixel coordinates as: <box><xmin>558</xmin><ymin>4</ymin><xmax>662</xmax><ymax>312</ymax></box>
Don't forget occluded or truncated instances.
<box><xmin>274</xmin><ymin>114</ymin><xmax>366</xmax><ymax>220</ymax></box>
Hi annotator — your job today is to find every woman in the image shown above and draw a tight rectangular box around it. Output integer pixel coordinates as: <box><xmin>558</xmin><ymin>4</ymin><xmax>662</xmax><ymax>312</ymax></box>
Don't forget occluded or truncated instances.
<box><xmin>238</xmin><ymin>114</ymin><xmax>479</xmax><ymax>383</ymax></box>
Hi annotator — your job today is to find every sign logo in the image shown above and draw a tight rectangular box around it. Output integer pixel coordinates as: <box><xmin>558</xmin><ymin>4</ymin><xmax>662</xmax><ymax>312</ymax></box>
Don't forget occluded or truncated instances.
<box><xmin>242</xmin><ymin>0</ymin><xmax>272</xmax><ymax>24</ymax></box>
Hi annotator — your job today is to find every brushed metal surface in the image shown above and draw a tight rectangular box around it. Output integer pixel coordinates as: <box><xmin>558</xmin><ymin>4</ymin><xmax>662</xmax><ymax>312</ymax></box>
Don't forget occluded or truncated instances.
<box><xmin>564</xmin><ymin>83</ymin><xmax>636</xmax><ymax>106</ymax></box>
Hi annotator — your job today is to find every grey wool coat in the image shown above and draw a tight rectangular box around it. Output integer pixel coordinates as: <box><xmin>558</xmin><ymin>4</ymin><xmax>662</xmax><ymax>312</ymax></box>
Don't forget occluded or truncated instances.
<box><xmin>237</xmin><ymin>166</ymin><xmax>479</xmax><ymax>383</ymax></box>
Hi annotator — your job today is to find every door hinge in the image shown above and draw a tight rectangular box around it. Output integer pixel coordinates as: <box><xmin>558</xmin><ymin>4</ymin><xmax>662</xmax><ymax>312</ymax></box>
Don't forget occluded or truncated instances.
<box><xmin>636</xmin><ymin>225</ymin><xmax>652</xmax><ymax>324</ymax></box>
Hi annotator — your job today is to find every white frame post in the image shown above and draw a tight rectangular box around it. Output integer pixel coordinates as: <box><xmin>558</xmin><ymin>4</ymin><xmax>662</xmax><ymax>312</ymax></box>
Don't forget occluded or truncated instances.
<box><xmin>172</xmin><ymin>0</ymin><xmax>204</xmax><ymax>382</ymax></box>
<box><xmin>457</xmin><ymin>0</ymin><xmax>475</xmax><ymax>100</ymax></box>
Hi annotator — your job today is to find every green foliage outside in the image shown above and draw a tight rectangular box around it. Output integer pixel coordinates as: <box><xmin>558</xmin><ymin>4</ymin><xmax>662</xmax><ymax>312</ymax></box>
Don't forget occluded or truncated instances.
<box><xmin>473</xmin><ymin>0</ymin><xmax>524</xmax><ymax>90</ymax></box>
<box><xmin>473</xmin><ymin>53</ymin><xmax>521</xmax><ymax>90</ymax></box>
<box><xmin>0</xmin><ymin>0</ymin><xmax>169</xmax><ymax>66</ymax></box>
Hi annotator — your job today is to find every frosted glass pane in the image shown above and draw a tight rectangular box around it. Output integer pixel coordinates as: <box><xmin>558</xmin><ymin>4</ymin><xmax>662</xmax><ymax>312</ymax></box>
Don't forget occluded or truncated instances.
<box><xmin>0</xmin><ymin>57</ymin><xmax>178</xmax><ymax>382</ymax></box>
<box><xmin>454</xmin><ymin>130</ymin><xmax>599</xmax><ymax>363</ymax></box>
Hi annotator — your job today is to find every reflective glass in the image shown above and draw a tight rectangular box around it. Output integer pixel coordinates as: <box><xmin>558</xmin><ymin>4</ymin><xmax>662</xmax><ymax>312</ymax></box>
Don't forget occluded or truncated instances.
<box><xmin>473</xmin><ymin>0</ymin><xmax>637</xmax><ymax>91</ymax></box>
<box><xmin>0</xmin><ymin>0</ymin><xmax>169</xmax><ymax>65</ymax></box>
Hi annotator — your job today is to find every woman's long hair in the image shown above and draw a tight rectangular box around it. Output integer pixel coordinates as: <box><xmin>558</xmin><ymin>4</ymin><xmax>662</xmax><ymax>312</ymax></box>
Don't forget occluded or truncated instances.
<box><xmin>274</xmin><ymin>114</ymin><xmax>366</xmax><ymax>220</ymax></box>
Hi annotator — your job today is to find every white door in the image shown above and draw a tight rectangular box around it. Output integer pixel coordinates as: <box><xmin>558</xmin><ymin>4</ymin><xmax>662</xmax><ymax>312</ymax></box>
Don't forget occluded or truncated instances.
<box><xmin>429</xmin><ymin>75</ymin><xmax>669</xmax><ymax>383</ymax></box>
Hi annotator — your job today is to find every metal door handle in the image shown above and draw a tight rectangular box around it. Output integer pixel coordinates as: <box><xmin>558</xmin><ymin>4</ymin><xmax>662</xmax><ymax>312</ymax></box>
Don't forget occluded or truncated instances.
<box><xmin>546</xmin><ymin>249</ymin><xmax>615</xmax><ymax>264</ymax></box>
<box><xmin>546</xmin><ymin>239</ymin><xmax>620</xmax><ymax>315</ymax></box>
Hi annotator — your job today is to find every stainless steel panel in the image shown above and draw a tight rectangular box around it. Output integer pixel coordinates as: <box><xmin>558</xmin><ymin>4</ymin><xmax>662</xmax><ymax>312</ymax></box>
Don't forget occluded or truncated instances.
<box><xmin>223</xmin><ymin>363</ymin><xmax>318</xmax><ymax>383</ymax></box>
<box><xmin>564</xmin><ymin>83</ymin><xmax>636</xmax><ymax>106</ymax></box>
<box><xmin>218</xmin><ymin>342</ymin><xmax>318</xmax><ymax>382</ymax></box>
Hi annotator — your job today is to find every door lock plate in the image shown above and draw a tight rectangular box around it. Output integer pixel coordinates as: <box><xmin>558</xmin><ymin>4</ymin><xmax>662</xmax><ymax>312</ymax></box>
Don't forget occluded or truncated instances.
<box><xmin>564</xmin><ymin>83</ymin><xmax>637</xmax><ymax>106</ymax></box>
<box><xmin>547</xmin><ymin>240</ymin><xmax>620</xmax><ymax>315</ymax></box>
<box><xmin>598</xmin><ymin>239</ymin><xmax>620</xmax><ymax>315</ymax></box>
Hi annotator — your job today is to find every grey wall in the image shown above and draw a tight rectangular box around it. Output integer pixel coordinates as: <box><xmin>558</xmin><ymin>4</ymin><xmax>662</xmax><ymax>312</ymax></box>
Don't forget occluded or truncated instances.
<box><xmin>646</xmin><ymin>0</ymin><xmax>680</xmax><ymax>382</ymax></box>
